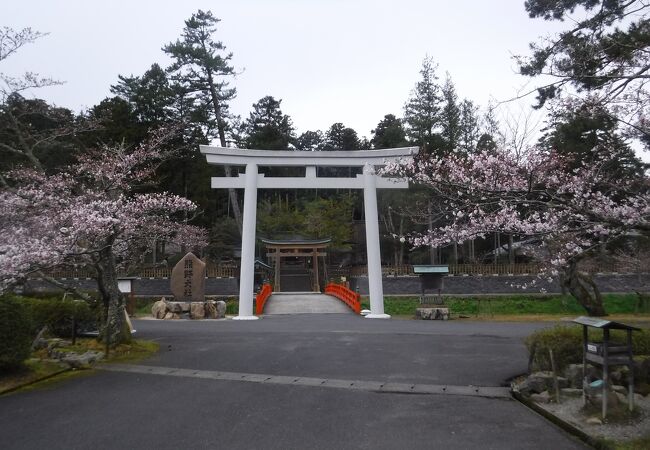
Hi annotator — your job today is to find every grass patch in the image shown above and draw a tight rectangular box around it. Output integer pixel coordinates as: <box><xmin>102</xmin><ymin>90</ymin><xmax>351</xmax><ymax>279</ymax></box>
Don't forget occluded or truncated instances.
<box><xmin>1</xmin><ymin>338</ymin><xmax>159</xmax><ymax>396</ymax></box>
<box><xmin>52</xmin><ymin>337</ymin><xmax>160</xmax><ymax>363</ymax></box>
<box><xmin>0</xmin><ymin>359</ymin><xmax>68</xmax><ymax>395</ymax></box>
<box><xmin>361</xmin><ymin>293</ymin><xmax>650</xmax><ymax>317</ymax></box>
<box><xmin>609</xmin><ymin>435</ymin><xmax>650</xmax><ymax>450</ymax></box>
<box><xmin>103</xmin><ymin>339</ymin><xmax>159</xmax><ymax>363</ymax></box>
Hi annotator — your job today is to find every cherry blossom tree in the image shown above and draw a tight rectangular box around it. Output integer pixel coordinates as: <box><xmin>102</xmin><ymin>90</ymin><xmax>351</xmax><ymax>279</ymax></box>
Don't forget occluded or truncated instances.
<box><xmin>383</xmin><ymin>145</ymin><xmax>649</xmax><ymax>316</ymax></box>
<box><xmin>0</xmin><ymin>130</ymin><xmax>207</xmax><ymax>344</ymax></box>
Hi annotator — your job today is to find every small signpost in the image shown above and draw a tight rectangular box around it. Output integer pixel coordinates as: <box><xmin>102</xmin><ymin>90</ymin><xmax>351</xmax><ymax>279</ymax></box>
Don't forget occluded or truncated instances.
<box><xmin>413</xmin><ymin>265</ymin><xmax>449</xmax><ymax>304</ymax></box>
<box><xmin>117</xmin><ymin>277</ymin><xmax>137</xmax><ymax>317</ymax></box>
<box><xmin>412</xmin><ymin>265</ymin><xmax>450</xmax><ymax>320</ymax></box>
<box><xmin>573</xmin><ymin>316</ymin><xmax>639</xmax><ymax>420</ymax></box>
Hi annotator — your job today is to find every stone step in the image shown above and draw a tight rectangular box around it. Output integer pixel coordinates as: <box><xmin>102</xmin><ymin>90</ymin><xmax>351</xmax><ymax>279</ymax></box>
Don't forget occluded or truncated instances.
<box><xmin>263</xmin><ymin>293</ymin><xmax>352</xmax><ymax>314</ymax></box>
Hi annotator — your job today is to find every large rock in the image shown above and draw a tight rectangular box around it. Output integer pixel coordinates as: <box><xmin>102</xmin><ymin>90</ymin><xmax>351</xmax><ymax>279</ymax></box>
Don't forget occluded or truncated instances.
<box><xmin>633</xmin><ymin>356</ymin><xmax>650</xmax><ymax>384</ymax></box>
<box><xmin>564</xmin><ymin>364</ymin><xmax>583</xmax><ymax>388</ymax></box>
<box><xmin>170</xmin><ymin>252</ymin><xmax>206</xmax><ymax>302</ymax></box>
<box><xmin>60</xmin><ymin>350</ymin><xmax>104</xmax><ymax>369</ymax></box>
<box><xmin>204</xmin><ymin>301</ymin><xmax>218</xmax><ymax>319</ymax></box>
<box><xmin>152</xmin><ymin>298</ymin><xmax>168</xmax><ymax>319</ymax></box>
<box><xmin>530</xmin><ymin>391</ymin><xmax>551</xmax><ymax>404</ymax></box>
<box><xmin>415</xmin><ymin>307</ymin><xmax>449</xmax><ymax>320</ymax></box>
<box><xmin>167</xmin><ymin>302</ymin><xmax>184</xmax><ymax>314</ymax></box>
<box><xmin>163</xmin><ymin>312</ymin><xmax>180</xmax><ymax>320</ymax></box>
<box><xmin>519</xmin><ymin>372</ymin><xmax>554</xmax><ymax>395</ymax></box>
<box><xmin>190</xmin><ymin>302</ymin><xmax>205</xmax><ymax>319</ymax></box>
<box><xmin>216</xmin><ymin>300</ymin><xmax>226</xmax><ymax>318</ymax></box>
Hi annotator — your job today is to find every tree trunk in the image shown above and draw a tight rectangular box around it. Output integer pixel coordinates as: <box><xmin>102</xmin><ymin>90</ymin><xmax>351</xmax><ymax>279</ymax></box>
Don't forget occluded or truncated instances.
<box><xmin>206</xmin><ymin>70</ymin><xmax>243</xmax><ymax>234</ymax></box>
<box><xmin>428</xmin><ymin>202</ymin><xmax>436</xmax><ymax>264</ymax></box>
<box><xmin>508</xmin><ymin>234</ymin><xmax>515</xmax><ymax>265</ymax></box>
<box><xmin>562</xmin><ymin>260</ymin><xmax>607</xmax><ymax>316</ymax></box>
<box><xmin>95</xmin><ymin>244</ymin><xmax>129</xmax><ymax>346</ymax></box>
<box><xmin>398</xmin><ymin>217</ymin><xmax>405</xmax><ymax>266</ymax></box>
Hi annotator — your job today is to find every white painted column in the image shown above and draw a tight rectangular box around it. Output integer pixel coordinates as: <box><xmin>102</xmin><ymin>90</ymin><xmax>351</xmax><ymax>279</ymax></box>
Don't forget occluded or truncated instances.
<box><xmin>363</xmin><ymin>164</ymin><xmax>390</xmax><ymax>319</ymax></box>
<box><xmin>234</xmin><ymin>163</ymin><xmax>259</xmax><ymax>320</ymax></box>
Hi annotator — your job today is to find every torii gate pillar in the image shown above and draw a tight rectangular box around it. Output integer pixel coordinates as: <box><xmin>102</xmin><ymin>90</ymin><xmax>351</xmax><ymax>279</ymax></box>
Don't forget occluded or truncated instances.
<box><xmin>200</xmin><ymin>146</ymin><xmax>418</xmax><ymax>320</ymax></box>
<box><xmin>234</xmin><ymin>162</ymin><xmax>259</xmax><ymax>320</ymax></box>
<box><xmin>363</xmin><ymin>163</ymin><xmax>389</xmax><ymax>318</ymax></box>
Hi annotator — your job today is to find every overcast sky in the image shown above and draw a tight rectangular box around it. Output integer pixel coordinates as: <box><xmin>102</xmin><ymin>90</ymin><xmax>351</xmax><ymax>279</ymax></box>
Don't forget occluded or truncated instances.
<box><xmin>3</xmin><ymin>0</ymin><xmax>574</xmax><ymax>142</ymax></box>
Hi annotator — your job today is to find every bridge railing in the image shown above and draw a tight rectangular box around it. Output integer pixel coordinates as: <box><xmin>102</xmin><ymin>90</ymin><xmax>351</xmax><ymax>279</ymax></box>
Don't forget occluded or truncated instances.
<box><xmin>324</xmin><ymin>282</ymin><xmax>361</xmax><ymax>314</ymax></box>
<box><xmin>255</xmin><ymin>283</ymin><xmax>273</xmax><ymax>315</ymax></box>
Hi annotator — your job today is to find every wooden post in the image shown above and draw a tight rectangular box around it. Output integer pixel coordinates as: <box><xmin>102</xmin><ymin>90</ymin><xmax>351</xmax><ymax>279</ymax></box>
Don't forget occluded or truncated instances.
<box><xmin>582</xmin><ymin>325</ymin><xmax>588</xmax><ymax>406</ymax></box>
<box><xmin>312</xmin><ymin>249</ymin><xmax>319</xmax><ymax>292</ymax></box>
<box><xmin>627</xmin><ymin>329</ymin><xmax>634</xmax><ymax>412</ymax></box>
<box><xmin>603</xmin><ymin>328</ymin><xmax>609</xmax><ymax>420</ymax></box>
<box><xmin>549</xmin><ymin>349</ymin><xmax>561</xmax><ymax>403</ymax></box>
<box><xmin>274</xmin><ymin>252</ymin><xmax>280</xmax><ymax>292</ymax></box>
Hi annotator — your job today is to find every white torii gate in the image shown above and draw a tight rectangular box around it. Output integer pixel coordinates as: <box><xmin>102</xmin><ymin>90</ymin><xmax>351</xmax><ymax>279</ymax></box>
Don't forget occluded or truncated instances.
<box><xmin>200</xmin><ymin>146</ymin><xmax>418</xmax><ymax>320</ymax></box>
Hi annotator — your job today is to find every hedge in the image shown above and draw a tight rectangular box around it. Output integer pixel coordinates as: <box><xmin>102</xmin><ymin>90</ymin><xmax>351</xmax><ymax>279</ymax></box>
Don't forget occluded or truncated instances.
<box><xmin>525</xmin><ymin>325</ymin><xmax>650</xmax><ymax>372</ymax></box>
<box><xmin>0</xmin><ymin>296</ymin><xmax>33</xmax><ymax>370</ymax></box>
<box><xmin>23</xmin><ymin>297</ymin><xmax>96</xmax><ymax>337</ymax></box>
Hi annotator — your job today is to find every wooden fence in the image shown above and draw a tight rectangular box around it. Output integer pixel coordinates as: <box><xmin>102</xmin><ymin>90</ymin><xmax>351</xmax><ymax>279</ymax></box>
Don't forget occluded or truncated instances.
<box><xmin>348</xmin><ymin>262</ymin><xmax>639</xmax><ymax>277</ymax></box>
<box><xmin>36</xmin><ymin>262</ymin><xmax>641</xmax><ymax>280</ymax></box>
<box><xmin>37</xmin><ymin>264</ymin><xmax>239</xmax><ymax>279</ymax></box>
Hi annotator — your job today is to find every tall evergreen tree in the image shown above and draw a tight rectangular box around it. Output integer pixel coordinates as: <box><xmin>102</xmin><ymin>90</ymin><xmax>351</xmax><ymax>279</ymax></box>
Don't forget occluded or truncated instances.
<box><xmin>439</xmin><ymin>74</ymin><xmax>461</xmax><ymax>153</ymax></box>
<box><xmin>403</xmin><ymin>57</ymin><xmax>443</xmax><ymax>154</ymax></box>
<box><xmin>244</xmin><ymin>96</ymin><xmax>295</xmax><ymax>150</ymax></box>
<box><xmin>163</xmin><ymin>10</ymin><xmax>243</xmax><ymax>232</ymax></box>
<box><xmin>295</xmin><ymin>130</ymin><xmax>324</xmax><ymax>151</ymax></box>
<box><xmin>518</xmin><ymin>0</ymin><xmax>649</xmax><ymax>146</ymax></box>
<box><xmin>371</xmin><ymin>114</ymin><xmax>408</xmax><ymax>149</ymax></box>
<box><xmin>540</xmin><ymin>102</ymin><xmax>646</xmax><ymax>178</ymax></box>
<box><xmin>111</xmin><ymin>64</ymin><xmax>175</xmax><ymax>125</ymax></box>
<box><xmin>323</xmin><ymin>122</ymin><xmax>361</xmax><ymax>150</ymax></box>
<box><xmin>458</xmin><ymin>99</ymin><xmax>480</xmax><ymax>154</ymax></box>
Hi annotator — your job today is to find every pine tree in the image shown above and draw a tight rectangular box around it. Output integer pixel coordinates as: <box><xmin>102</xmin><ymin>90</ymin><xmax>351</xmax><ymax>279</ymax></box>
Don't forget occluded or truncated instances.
<box><xmin>403</xmin><ymin>57</ymin><xmax>443</xmax><ymax>153</ymax></box>
<box><xmin>163</xmin><ymin>10</ymin><xmax>243</xmax><ymax>232</ymax></box>
<box><xmin>323</xmin><ymin>123</ymin><xmax>361</xmax><ymax>150</ymax></box>
<box><xmin>371</xmin><ymin>114</ymin><xmax>408</xmax><ymax>149</ymax></box>
<box><xmin>295</xmin><ymin>130</ymin><xmax>324</xmax><ymax>151</ymax></box>
<box><xmin>244</xmin><ymin>96</ymin><xmax>295</xmax><ymax>150</ymax></box>
<box><xmin>458</xmin><ymin>99</ymin><xmax>480</xmax><ymax>154</ymax></box>
<box><xmin>439</xmin><ymin>74</ymin><xmax>461</xmax><ymax>153</ymax></box>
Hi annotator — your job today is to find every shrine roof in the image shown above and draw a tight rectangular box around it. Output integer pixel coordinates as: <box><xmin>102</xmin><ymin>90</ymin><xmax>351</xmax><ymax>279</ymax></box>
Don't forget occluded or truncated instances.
<box><xmin>260</xmin><ymin>237</ymin><xmax>332</xmax><ymax>247</ymax></box>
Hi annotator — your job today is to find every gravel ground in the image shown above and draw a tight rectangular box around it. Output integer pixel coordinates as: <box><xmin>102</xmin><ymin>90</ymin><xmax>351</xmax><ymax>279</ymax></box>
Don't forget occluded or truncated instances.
<box><xmin>539</xmin><ymin>394</ymin><xmax>650</xmax><ymax>442</ymax></box>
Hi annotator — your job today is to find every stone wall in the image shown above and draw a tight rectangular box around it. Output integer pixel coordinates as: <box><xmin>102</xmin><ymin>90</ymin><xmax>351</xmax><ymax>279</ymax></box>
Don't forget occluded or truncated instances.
<box><xmin>349</xmin><ymin>273</ymin><xmax>650</xmax><ymax>296</ymax></box>
<box><xmin>23</xmin><ymin>273</ymin><xmax>649</xmax><ymax>297</ymax></box>
<box><xmin>24</xmin><ymin>277</ymin><xmax>239</xmax><ymax>297</ymax></box>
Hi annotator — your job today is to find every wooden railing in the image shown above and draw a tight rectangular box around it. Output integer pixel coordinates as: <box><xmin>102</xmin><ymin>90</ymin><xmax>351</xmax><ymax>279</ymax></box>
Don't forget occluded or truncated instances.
<box><xmin>255</xmin><ymin>283</ymin><xmax>273</xmax><ymax>315</ymax></box>
<box><xmin>324</xmin><ymin>282</ymin><xmax>361</xmax><ymax>314</ymax></box>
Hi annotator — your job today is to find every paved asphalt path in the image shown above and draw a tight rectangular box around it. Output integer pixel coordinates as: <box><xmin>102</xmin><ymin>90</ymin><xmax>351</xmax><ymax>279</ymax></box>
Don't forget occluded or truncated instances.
<box><xmin>0</xmin><ymin>316</ymin><xmax>587</xmax><ymax>449</ymax></box>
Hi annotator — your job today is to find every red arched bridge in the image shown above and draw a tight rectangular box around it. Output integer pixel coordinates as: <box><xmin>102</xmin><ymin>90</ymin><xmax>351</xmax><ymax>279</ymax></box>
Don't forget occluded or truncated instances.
<box><xmin>255</xmin><ymin>282</ymin><xmax>361</xmax><ymax>315</ymax></box>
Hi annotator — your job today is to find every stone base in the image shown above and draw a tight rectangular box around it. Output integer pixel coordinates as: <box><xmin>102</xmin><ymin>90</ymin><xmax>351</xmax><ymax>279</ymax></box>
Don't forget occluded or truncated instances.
<box><xmin>415</xmin><ymin>307</ymin><xmax>450</xmax><ymax>320</ymax></box>
<box><xmin>365</xmin><ymin>313</ymin><xmax>391</xmax><ymax>319</ymax></box>
<box><xmin>232</xmin><ymin>315</ymin><xmax>260</xmax><ymax>321</ymax></box>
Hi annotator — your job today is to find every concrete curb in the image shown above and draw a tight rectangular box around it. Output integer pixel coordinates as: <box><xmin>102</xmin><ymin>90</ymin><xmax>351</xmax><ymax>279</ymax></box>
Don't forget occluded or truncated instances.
<box><xmin>511</xmin><ymin>390</ymin><xmax>611</xmax><ymax>450</ymax></box>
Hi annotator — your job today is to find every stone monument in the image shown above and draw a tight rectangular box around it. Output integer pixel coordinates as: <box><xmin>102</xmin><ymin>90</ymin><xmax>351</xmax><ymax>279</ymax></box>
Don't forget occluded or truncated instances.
<box><xmin>171</xmin><ymin>252</ymin><xmax>206</xmax><ymax>302</ymax></box>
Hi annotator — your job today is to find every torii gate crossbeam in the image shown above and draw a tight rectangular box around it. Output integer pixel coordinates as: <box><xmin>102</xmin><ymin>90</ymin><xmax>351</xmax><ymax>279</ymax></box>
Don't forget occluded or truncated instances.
<box><xmin>200</xmin><ymin>146</ymin><xmax>418</xmax><ymax>320</ymax></box>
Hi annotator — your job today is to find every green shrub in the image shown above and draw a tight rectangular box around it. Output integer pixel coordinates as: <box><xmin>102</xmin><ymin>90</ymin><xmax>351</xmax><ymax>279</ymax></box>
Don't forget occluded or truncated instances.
<box><xmin>20</xmin><ymin>296</ymin><xmax>96</xmax><ymax>337</ymax></box>
<box><xmin>226</xmin><ymin>299</ymin><xmax>238</xmax><ymax>315</ymax></box>
<box><xmin>0</xmin><ymin>296</ymin><xmax>33</xmax><ymax>370</ymax></box>
<box><xmin>525</xmin><ymin>325</ymin><xmax>650</xmax><ymax>372</ymax></box>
